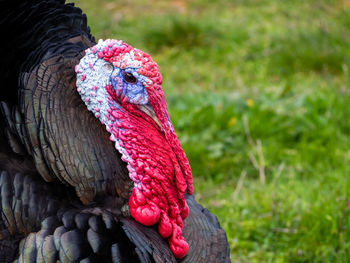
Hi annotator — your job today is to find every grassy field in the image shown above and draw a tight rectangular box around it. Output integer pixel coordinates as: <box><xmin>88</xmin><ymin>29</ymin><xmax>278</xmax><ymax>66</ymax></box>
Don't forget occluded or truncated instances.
<box><xmin>73</xmin><ymin>0</ymin><xmax>350</xmax><ymax>261</ymax></box>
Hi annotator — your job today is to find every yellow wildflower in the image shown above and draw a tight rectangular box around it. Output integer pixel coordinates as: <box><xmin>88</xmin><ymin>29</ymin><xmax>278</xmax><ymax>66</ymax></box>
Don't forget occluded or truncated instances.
<box><xmin>246</xmin><ymin>98</ymin><xmax>254</xmax><ymax>107</ymax></box>
<box><xmin>228</xmin><ymin>117</ymin><xmax>237</xmax><ymax>127</ymax></box>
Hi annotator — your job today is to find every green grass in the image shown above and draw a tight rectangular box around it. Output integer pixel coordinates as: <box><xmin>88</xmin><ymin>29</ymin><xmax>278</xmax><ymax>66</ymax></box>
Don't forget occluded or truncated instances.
<box><xmin>73</xmin><ymin>0</ymin><xmax>350</xmax><ymax>261</ymax></box>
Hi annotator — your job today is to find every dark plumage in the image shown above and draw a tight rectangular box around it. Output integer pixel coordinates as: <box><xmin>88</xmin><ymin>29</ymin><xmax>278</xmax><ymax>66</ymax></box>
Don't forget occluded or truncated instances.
<box><xmin>0</xmin><ymin>0</ymin><xmax>230</xmax><ymax>262</ymax></box>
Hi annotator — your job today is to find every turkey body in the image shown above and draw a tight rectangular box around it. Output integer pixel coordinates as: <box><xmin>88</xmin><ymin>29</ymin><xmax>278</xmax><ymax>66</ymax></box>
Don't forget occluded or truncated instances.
<box><xmin>0</xmin><ymin>0</ymin><xmax>230</xmax><ymax>262</ymax></box>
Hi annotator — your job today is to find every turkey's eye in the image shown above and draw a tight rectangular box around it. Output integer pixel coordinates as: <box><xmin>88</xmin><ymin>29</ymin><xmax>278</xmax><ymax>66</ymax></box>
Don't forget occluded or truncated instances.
<box><xmin>123</xmin><ymin>72</ymin><xmax>137</xmax><ymax>84</ymax></box>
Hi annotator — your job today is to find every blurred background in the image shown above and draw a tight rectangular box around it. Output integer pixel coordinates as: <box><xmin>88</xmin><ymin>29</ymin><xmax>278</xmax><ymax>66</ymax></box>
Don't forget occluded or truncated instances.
<box><xmin>73</xmin><ymin>0</ymin><xmax>350</xmax><ymax>261</ymax></box>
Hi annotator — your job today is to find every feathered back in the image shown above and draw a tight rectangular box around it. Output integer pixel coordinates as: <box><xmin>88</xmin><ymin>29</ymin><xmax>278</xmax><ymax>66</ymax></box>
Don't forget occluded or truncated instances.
<box><xmin>0</xmin><ymin>0</ymin><xmax>93</xmax><ymax>103</ymax></box>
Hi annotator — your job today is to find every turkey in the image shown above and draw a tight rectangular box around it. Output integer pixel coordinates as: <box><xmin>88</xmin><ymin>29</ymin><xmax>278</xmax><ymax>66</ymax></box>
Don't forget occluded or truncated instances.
<box><xmin>0</xmin><ymin>0</ymin><xmax>230</xmax><ymax>262</ymax></box>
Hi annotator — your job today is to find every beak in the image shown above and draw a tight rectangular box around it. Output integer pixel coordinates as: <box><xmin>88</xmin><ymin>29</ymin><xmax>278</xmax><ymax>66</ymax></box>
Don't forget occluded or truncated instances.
<box><xmin>138</xmin><ymin>104</ymin><xmax>163</xmax><ymax>131</ymax></box>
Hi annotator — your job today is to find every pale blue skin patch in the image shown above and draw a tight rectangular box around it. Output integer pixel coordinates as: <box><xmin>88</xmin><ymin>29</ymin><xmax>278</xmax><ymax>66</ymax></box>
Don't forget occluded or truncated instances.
<box><xmin>110</xmin><ymin>67</ymin><xmax>149</xmax><ymax>105</ymax></box>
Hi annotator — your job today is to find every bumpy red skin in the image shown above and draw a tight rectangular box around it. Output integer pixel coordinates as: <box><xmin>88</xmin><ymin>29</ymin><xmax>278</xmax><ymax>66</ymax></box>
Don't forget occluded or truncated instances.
<box><xmin>97</xmin><ymin>41</ymin><xmax>193</xmax><ymax>258</ymax></box>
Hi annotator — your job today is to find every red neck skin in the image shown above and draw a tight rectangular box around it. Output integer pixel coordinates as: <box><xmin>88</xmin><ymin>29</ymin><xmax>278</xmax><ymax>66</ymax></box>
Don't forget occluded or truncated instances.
<box><xmin>148</xmin><ymin>86</ymin><xmax>193</xmax><ymax>196</ymax></box>
<box><xmin>107</xmin><ymin>84</ymin><xmax>193</xmax><ymax>259</ymax></box>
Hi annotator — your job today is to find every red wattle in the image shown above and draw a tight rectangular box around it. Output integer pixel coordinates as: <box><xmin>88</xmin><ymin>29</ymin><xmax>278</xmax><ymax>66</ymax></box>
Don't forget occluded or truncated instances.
<box><xmin>158</xmin><ymin>212</ymin><xmax>172</xmax><ymax>238</ymax></box>
<box><xmin>112</xmin><ymin>107</ymin><xmax>191</xmax><ymax>256</ymax></box>
<box><xmin>169</xmin><ymin>224</ymin><xmax>189</xmax><ymax>259</ymax></box>
<box><xmin>170</xmin><ymin>239</ymin><xmax>189</xmax><ymax>259</ymax></box>
<box><xmin>147</xmin><ymin>88</ymin><xmax>194</xmax><ymax>196</ymax></box>
<box><xmin>181</xmin><ymin>201</ymin><xmax>189</xmax><ymax>219</ymax></box>
<box><xmin>129</xmin><ymin>188</ymin><xmax>161</xmax><ymax>226</ymax></box>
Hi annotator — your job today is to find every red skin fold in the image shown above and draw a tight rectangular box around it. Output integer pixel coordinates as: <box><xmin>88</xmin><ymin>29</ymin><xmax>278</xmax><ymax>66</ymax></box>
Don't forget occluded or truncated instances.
<box><xmin>112</xmin><ymin>103</ymin><xmax>190</xmax><ymax>258</ymax></box>
<box><xmin>92</xmin><ymin>41</ymin><xmax>194</xmax><ymax>258</ymax></box>
<box><xmin>129</xmin><ymin>188</ymin><xmax>160</xmax><ymax>226</ymax></box>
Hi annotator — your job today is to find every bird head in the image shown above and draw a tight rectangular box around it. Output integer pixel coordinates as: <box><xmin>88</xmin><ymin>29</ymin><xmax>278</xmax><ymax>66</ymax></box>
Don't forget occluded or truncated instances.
<box><xmin>75</xmin><ymin>39</ymin><xmax>193</xmax><ymax>258</ymax></box>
